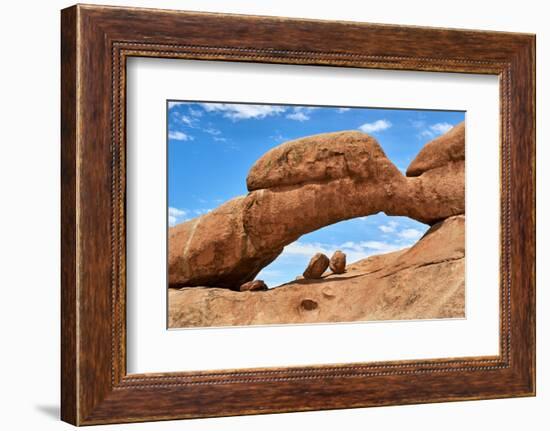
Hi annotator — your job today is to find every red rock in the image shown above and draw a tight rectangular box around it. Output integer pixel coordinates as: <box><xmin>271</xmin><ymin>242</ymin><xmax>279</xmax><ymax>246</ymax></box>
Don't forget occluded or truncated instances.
<box><xmin>406</xmin><ymin>122</ymin><xmax>465</xmax><ymax>177</ymax></box>
<box><xmin>168</xmin><ymin>197</ymin><xmax>282</xmax><ymax>289</ymax></box>
<box><xmin>168</xmin><ymin>127</ymin><xmax>465</xmax><ymax>289</ymax></box>
<box><xmin>303</xmin><ymin>253</ymin><xmax>330</xmax><ymax>279</ymax></box>
<box><xmin>329</xmin><ymin>250</ymin><xmax>346</xmax><ymax>274</ymax></box>
<box><xmin>239</xmin><ymin>280</ymin><xmax>268</xmax><ymax>292</ymax></box>
<box><xmin>246</xmin><ymin>131</ymin><xmax>398</xmax><ymax>191</ymax></box>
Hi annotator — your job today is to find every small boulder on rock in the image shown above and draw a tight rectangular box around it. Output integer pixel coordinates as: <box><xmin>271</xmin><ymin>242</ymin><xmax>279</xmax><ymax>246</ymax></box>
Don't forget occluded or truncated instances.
<box><xmin>303</xmin><ymin>253</ymin><xmax>330</xmax><ymax>279</ymax></box>
<box><xmin>329</xmin><ymin>250</ymin><xmax>346</xmax><ymax>274</ymax></box>
<box><xmin>239</xmin><ymin>280</ymin><xmax>268</xmax><ymax>292</ymax></box>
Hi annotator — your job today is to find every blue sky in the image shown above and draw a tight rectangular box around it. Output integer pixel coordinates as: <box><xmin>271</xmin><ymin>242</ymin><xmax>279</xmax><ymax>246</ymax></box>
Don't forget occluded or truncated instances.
<box><xmin>168</xmin><ymin>101</ymin><xmax>465</xmax><ymax>287</ymax></box>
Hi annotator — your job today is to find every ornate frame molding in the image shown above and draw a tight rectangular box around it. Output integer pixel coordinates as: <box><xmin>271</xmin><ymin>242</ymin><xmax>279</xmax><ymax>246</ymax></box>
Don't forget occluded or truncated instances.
<box><xmin>61</xmin><ymin>5</ymin><xmax>535</xmax><ymax>425</ymax></box>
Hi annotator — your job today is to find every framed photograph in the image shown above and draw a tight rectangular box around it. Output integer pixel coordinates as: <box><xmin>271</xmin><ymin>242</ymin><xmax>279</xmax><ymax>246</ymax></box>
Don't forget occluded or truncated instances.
<box><xmin>61</xmin><ymin>4</ymin><xmax>536</xmax><ymax>425</ymax></box>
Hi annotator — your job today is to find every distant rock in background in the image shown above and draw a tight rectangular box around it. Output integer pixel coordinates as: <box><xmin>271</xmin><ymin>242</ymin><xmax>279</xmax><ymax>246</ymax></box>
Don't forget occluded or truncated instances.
<box><xmin>329</xmin><ymin>250</ymin><xmax>346</xmax><ymax>274</ymax></box>
<box><xmin>303</xmin><ymin>253</ymin><xmax>330</xmax><ymax>279</ymax></box>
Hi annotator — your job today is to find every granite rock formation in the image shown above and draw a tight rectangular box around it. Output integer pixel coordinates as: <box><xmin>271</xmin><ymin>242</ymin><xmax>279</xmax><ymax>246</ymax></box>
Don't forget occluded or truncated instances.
<box><xmin>168</xmin><ymin>123</ymin><xmax>465</xmax><ymax>290</ymax></box>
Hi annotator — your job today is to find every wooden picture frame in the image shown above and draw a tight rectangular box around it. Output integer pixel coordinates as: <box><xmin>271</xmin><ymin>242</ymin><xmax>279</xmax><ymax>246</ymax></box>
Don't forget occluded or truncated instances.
<box><xmin>61</xmin><ymin>4</ymin><xmax>535</xmax><ymax>425</ymax></box>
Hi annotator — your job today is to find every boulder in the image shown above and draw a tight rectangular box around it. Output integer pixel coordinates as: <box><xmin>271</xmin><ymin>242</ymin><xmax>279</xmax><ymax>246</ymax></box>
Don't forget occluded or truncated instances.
<box><xmin>303</xmin><ymin>253</ymin><xmax>330</xmax><ymax>279</ymax></box>
<box><xmin>239</xmin><ymin>280</ymin><xmax>268</xmax><ymax>292</ymax></box>
<box><xmin>329</xmin><ymin>250</ymin><xmax>346</xmax><ymax>274</ymax></box>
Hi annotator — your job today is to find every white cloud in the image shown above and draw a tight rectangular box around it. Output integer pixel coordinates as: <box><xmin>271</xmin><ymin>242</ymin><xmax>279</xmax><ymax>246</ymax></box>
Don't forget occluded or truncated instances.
<box><xmin>430</xmin><ymin>122</ymin><xmax>453</xmax><ymax>134</ymax></box>
<box><xmin>203</xmin><ymin>126</ymin><xmax>227</xmax><ymax>141</ymax></box>
<box><xmin>170</xmin><ymin>107</ymin><xmax>202</xmax><ymax>131</ymax></box>
<box><xmin>337</xmin><ymin>107</ymin><xmax>351</xmax><ymax>113</ymax></box>
<box><xmin>358</xmin><ymin>119</ymin><xmax>392</xmax><ymax>133</ymax></box>
<box><xmin>286</xmin><ymin>107</ymin><xmax>313</xmax><ymax>122</ymax></box>
<box><xmin>418</xmin><ymin>122</ymin><xmax>454</xmax><ymax>139</ymax></box>
<box><xmin>168</xmin><ymin>130</ymin><xmax>193</xmax><ymax>141</ymax></box>
<box><xmin>378</xmin><ymin>221</ymin><xmax>423</xmax><ymax>241</ymax></box>
<box><xmin>358</xmin><ymin>241</ymin><xmax>402</xmax><ymax>253</ymax></box>
<box><xmin>179</xmin><ymin>115</ymin><xmax>197</xmax><ymax>127</ymax></box>
<box><xmin>168</xmin><ymin>207</ymin><xmax>213</xmax><ymax>226</ymax></box>
<box><xmin>193</xmin><ymin>208</ymin><xmax>212</xmax><ymax>215</ymax></box>
<box><xmin>172</xmin><ymin>112</ymin><xmax>228</xmax><ymax>141</ymax></box>
<box><xmin>168</xmin><ymin>101</ymin><xmax>185</xmax><ymax>110</ymax></box>
<box><xmin>200</xmin><ymin>103</ymin><xmax>286</xmax><ymax>120</ymax></box>
<box><xmin>398</xmin><ymin>228</ymin><xmax>423</xmax><ymax>240</ymax></box>
<box><xmin>203</xmin><ymin>127</ymin><xmax>221</xmax><ymax>136</ymax></box>
<box><xmin>270</xmin><ymin>132</ymin><xmax>288</xmax><ymax>143</ymax></box>
<box><xmin>169</xmin><ymin>207</ymin><xmax>187</xmax><ymax>217</ymax></box>
<box><xmin>188</xmin><ymin>107</ymin><xmax>203</xmax><ymax>117</ymax></box>
<box><xmin>378</xmin><ymin>220</ymin><xmax>399</xmax><ymax>233</ymax></box>
<box><xmin>168</xmin><ymin>207</ymin><xmax>188</xmax><ymax>226</ymax></box>
<box><xmin>284</xmin><ymin>242</ymin><xmax>333</xmax><ymax>257</ymax></box>
<box><xmin>410</xmin><ymin>119</ymin><xmax>426</xmax><ymax>129</ymax></box>
<box><xmin>282</xmin><ymin>238</ymin><xmax>411</xmax><ymax>265</ymax></box>
<box><xmin>286</xmin><ymin>111</ymin><xmax>309</xmax><ymax>121</ymax></box>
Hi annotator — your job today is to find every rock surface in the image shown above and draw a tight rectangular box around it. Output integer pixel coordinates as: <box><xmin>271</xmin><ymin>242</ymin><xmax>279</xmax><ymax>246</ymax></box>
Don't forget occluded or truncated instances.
<box><xmin>303</xmin><ymin>253</ymin><xmax>330</xmax><ymax>279</ymax></box>
<box><xmin>239</xmin><ymin>280</ymin><xmax>268</xmax><ymax>292</ymax></box>
<box><xmin>168</xmin><ymin>197</ymin><xmax>282</xmax><ymax>289</ymax></box>
<box><xmin>168</xmin><ymin>216</ymin><xmax>465</xmax><ymax>328</ymax></box>
<box><xmin>246</xmin><ymin>131</ymin><xmax>397</xmax><ymax>191</ymax></box>
<box><xmin>329</xmin><ymin>250</ymin><xmax>346</xmax><ymax>274</ymax></box>
<box><xmin>407</xmin><ymin>122</ymin><xmax>465</xmax><ymax>177</ymax></box>
<box><xmin>169</xmin><ymin>127</ymin><xmax>465</xmax><ymax>289</ymax></box>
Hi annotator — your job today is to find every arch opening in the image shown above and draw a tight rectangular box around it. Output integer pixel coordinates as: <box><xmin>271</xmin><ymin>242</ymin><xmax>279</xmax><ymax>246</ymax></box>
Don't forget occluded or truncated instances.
<box><xmin>257</xmin><ymin>213</ymin><xmax>429</xmax><ymax>288</ymax></box>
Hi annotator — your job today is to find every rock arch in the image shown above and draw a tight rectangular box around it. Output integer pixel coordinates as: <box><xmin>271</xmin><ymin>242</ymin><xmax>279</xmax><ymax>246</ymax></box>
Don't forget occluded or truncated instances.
<box><xmin>168</xmin><ymin>123</ymin><xmax>465</xmax><ymax>289</ymax></box>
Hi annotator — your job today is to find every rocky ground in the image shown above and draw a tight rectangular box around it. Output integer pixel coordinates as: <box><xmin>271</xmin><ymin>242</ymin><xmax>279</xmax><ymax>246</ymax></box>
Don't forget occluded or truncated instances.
<box><xmin>168</xmin><ymin>215</ymin><xmax>464</xmax><ymax>328</ymax></box>
<box><xmin>168</xmin><ymin>122</ymin><xmax>466</xmax><ymax>328</ymax></box>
